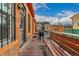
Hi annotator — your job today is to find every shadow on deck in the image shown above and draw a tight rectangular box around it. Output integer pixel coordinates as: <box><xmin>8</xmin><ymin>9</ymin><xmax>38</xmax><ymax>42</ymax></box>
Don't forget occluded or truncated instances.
<box><xmin>19</xmin><ymin>38</ymin><xmax>52</xmax><ymax>56</ymax></box>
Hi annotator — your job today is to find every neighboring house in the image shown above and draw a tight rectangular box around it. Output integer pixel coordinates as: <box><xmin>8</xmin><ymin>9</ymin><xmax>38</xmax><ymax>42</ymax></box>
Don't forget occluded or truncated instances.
<box><xmin>52</xmin><ymin>25</ymin><xmax>65</xmax><ymax>32</ymax></box>
<box><xmin>36</xmin><ymin>21</ymin><xmax>51</xmax><ymax>32</ymax></box>
<box><xmin>36</xmin><ymin>22</ymin><xmax>43</xmax><ymax>31</ymax></box>
<box><xmin>71</xmin><ymin>13</ymin><xmax>79</xmax><ymax>29</ymax></box>
<box><xmin>43</xmin><ymin>22</ymin><xmax>50</xmax><ymax>32</ymax></box>
<box><xmin>48</xmin><ymin>24</ymin><xmax>52</xmax><ymax>32</ymax></box>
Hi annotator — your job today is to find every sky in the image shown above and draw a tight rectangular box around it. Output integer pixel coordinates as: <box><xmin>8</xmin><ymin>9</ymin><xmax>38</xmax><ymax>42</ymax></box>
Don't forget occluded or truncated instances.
<box><xmin>33</xmin><ymin>3</ymin><xmax>79</xmax><ymax>26</ymax></box>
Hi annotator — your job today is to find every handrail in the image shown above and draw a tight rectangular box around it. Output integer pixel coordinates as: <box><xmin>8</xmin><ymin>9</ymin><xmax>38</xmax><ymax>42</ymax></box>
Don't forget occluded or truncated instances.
<box><xmin>43</xmin><ymin>39</ymin><xmax>70</xmax><ymax>56</ymax></box>
<box><xmin>52</xmin><ymin>31</ymin><xmax>79</xmax><ymax>37</ymax></box>
<box><xmin>50</xmin><ymin>32</ymin><xmax>79</xmax><ymax>55</ymax></box>
<box><xmin>44</xmin><ymin>39</ymin><xmax>57</xmax><ymax>56</ymax></box>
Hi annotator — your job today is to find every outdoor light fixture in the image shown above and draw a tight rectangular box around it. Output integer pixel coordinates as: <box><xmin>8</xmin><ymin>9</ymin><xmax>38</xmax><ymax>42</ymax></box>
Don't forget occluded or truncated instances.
<box><xmin>17</xmin><ymin>3</ymin><xmax>20</xmax><ymax>9</ymax></box>
<box><xmin>17</xmin><ymin>3</ymin><xmax>25</xmax><ymax>10</ymax></box>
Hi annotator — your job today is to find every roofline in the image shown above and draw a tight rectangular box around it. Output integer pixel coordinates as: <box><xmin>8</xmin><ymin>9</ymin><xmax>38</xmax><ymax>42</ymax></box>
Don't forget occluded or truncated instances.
<box><xmin>26</xmin><ymin>3</ymin><xmax>35</xmax><ymax>17</ymax></box>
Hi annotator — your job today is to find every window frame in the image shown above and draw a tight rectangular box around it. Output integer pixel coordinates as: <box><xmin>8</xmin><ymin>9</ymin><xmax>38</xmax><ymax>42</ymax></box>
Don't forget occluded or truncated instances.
<box><xmin>19</xmin><ymin>3</ymin><xmax>26</xmax><ymax>47</ymax></box>
<box><xmin>0</xmin><ymin>3</ymin><xmax>15</xmax><ymax>48</ymax></box>
<box><xmin>0</xmin><ymin>11</ymin><xmax>1</xmax><ymax>48</ymax></box>
<box><xmin>28</xmin><ymin>14</ymin><xmax>30</xmax><ymax>33</ymax></box>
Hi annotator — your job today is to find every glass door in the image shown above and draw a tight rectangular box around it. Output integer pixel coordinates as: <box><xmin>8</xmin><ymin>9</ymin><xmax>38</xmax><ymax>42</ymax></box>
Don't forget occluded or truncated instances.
<box><xmin>20</xmin><ymin>7</ymin><xmax>26</xmax><ymax>47</ymax></box>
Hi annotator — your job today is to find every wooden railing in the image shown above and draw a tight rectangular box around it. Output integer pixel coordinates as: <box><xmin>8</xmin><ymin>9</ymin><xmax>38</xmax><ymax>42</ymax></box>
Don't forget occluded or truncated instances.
<box><xmin>43</xmin><ymin>39</ymin><xmax>70</xmax><ymax>56</ymax></box>
<box><xmin>50</xmin><ymin>32</ymin><xmax>79</xmax><ymax>56</ymax></box>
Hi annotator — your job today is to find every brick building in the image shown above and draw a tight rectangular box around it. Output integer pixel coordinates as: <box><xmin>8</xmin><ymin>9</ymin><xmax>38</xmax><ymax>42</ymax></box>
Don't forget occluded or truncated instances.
<box><xmin>0</xmin><ymin>3</ymin><xmax>36</xmax><ymax>55</ymax></box>
<box><xmin>52</xmin><ymin>25</ymin><xmax>65</xmax><ymax>32</ymax></box>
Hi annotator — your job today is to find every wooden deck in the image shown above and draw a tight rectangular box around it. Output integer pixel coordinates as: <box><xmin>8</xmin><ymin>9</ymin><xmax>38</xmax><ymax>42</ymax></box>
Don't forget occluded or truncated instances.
<box><xmin>19</xmin><ymin>39</ymin><xmax>52</xmax><ymax>56</ymax></box>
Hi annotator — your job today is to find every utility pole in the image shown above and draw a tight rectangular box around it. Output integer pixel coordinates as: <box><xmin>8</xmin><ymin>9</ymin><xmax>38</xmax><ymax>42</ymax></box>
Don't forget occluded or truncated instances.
<box><xmin>57</xmin><ymin>16</ymin><xmax>62</xmax><ymax>32</ymax></box>
<box><xmin>58</xmin><ymin>16</ymin><xmax>62</xmax><ymax>25</ymax></box>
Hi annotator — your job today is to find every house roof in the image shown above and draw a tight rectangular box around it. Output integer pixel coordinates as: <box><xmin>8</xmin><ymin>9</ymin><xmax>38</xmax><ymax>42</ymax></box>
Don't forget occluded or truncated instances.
<box><xmin>26</xmin><ymin>3</ymin><xmax>35</xmax><ymax>17</ymax></box>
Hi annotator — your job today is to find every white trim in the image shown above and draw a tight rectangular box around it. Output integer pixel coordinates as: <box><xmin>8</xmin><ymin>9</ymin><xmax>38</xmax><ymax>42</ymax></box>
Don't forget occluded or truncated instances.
<box><xmin>52</xmin><ymin>31</ymin><xmax>79</xmax><ymax>37</ymax></box>
<box><xmin>10</xmin><ymin>16</ymin><xmax>12</xmax><ymax>39</ymax></box>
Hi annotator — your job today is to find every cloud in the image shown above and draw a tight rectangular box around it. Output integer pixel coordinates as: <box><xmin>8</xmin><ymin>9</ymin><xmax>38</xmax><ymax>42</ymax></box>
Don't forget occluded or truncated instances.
<box><xmin>56</xmin><ymin>10</ymin><xmax>78</xmax><ymax>25</ymax></box>
<box><xmin>35</xmin><ymin>14</ymin><xmax>60</xmax><ymax>25</ymax></box>
<box><xmin>41</xmin><ymin>4</ymin><xmax>50</xmax><ymax>9</ymax></box>
<box><xmin>60</xmin><ymin>17</ymin><xmax>72</xmax><ymax>25</ymax></box>
<box><xmin>61</xmin><ymin>10</ymin><xmax>78</xmax><ymax>17</ymax></box>
<box><xmin>33</xmin><ymin>4</ymin><xmax>41</xmax><ymax>10</ymax></box>
<box><xmin>33</xmin><ymin>3</ymin><xmax>50</xmax><ymax>11</ymax></box>
<box><xmin>57</xmin><ymin>10</ymin><xmax>78</xmax><ymax>18</ymax></box>
<box><xmin>35</xmin><ymin>10</ymin><xmax>78</xmax><ymax>26</ymax></box>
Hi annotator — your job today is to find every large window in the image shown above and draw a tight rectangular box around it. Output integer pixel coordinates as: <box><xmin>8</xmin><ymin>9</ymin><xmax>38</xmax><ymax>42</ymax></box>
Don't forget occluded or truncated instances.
<box><xmin>0</xmin><ymin>3</ymin><xmax>15</xmax><ymax>48</ymax></box>
<box><xmin>28</xmin><ymin>14</ymin><xmax>30</xmax><ymax>33</ymax></box>
<box><xmin>19</xmin><ymin>4</ymin><xmax>26</xmax><ymax>47</ymax></box>
<box><xmin>0</xmin><ymin>3</ymin><xmax>1</xmax><ymax>10</ymax></box>
<box><xmin>0</xmin><ymin>13</ymin><xmax>1</xmax><ymax>48</ymax></box>
<box><xmin>0</xmin><ymin>4</ymin><xmax>2</xmax><ymax>48</ymax></box>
